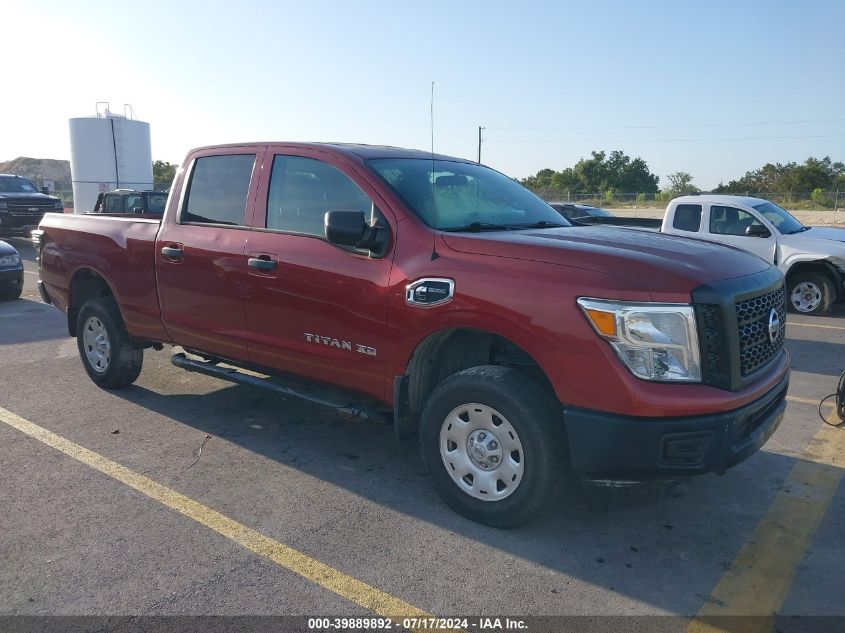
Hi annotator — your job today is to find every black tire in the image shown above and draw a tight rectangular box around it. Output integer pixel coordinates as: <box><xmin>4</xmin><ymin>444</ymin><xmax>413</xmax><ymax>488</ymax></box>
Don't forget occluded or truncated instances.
<box><xmin>787</xmin><ymin>272</ymin><xmax>834</xmax><ymax>316</ymax></box>
<box><xmin>76</xmin><ymin>297</ymin><xmax>143</xmax><ymax>388</ymax></box>
<box><xmin>1</xmin><ymin>282</ymin><xmax>22</xmax><ymax>301</ymax></box>
<box><xmin>419</xmin><ymin>365</ymin><xmax>563</xmax><ymax>528</ymax></box>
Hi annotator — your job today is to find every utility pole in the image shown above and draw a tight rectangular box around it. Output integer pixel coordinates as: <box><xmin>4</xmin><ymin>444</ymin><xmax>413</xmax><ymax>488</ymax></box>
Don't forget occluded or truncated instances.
<box><xmin>477</xmin><ymin>126</ymin><xmax>485</xmax><ymax>164</ymax></box>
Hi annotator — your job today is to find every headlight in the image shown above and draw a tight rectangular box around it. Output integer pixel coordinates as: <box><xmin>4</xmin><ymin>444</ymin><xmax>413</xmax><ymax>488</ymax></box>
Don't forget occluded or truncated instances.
<box><xmin>0</xmin><ymin>201</ymin><xmax>7</xmax><ymax>210</ymax></box>
<box><xmin>0</xmin><ymin>253</ymin><xmax>21</xmax><ymax>267</ymax></box>
<box><xmin>53</xmin><ymin>200</ymin><xmax>64</xmax><ymax>210</ymax></box>
<box><xmin>577</xmin><ymin>298</ymin><xmax>701</xmax><ymax>382</ymax></box>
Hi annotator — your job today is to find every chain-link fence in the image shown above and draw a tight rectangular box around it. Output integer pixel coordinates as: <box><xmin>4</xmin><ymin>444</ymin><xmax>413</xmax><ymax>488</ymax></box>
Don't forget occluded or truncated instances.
<box><xmin>20</xmin><ymin>176</ymin><xmax>845</xmax><ymax>215</ymax></box>
<box><xmin>527</xmin><ymin>189</ymin><xmax>844</xmax><ymax>211</ymax></box>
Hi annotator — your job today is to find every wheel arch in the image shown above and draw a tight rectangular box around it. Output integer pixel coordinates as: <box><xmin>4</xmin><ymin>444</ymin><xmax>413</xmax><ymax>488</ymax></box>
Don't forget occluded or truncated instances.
<box><xmin>784</xmin><ymin>259</ymin><xmax>842</xmax><ymax>302</ymax></box>
<box><xmin>394</xmin><ymin>326</ymin><xmax>557</xmax><ymax>438</ymax></box>
<box><xmin>67</xmin><ymin>267</ymin><xmax>118</xmax><ymax>337</ymax></box>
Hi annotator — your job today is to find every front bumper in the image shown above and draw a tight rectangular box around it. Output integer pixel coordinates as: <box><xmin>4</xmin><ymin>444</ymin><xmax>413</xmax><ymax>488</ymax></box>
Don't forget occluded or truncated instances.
<box><xmin>0</xmin><ymin>266</ymin><xmax>24</xmax><ymax>287</ymax></box>
<box><xmin>563</xmin><ymin>369</ymin><xmax>789</xmax><ymax>482</ymax></box>
<box><xmin>0</xmin><ymin>215</ymin><xmax>44</xmax><ymax>237</ymax></box>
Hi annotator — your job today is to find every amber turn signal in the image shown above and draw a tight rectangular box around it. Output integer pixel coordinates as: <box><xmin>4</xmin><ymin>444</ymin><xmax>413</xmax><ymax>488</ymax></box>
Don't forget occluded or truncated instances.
<box><xmin>584</xmin><ymin>308</ymin><xmax>617</xmax><ymax>337</ymax></box>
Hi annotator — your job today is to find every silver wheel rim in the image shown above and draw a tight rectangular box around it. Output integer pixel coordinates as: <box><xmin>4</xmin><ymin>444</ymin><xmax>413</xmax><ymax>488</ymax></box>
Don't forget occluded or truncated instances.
<box><xmin>790</xmin><ymin>282</ymin><xmax>822</xmax><ymax>313</ymax></box>
<box><xmin>439</xmin><ymin>403</ymin><xmax>525</xmax><ymax>501</ymax></box>
<box><xmin>82</xmin><ymin>316</ymin><xmax>111</xmax><ymax>373</ymax></box>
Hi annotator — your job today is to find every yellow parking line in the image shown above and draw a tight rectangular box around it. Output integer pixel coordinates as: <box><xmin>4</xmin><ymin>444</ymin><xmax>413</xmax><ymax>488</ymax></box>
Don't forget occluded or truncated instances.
<box><xmin>787</xmin><ymin>321</ymin><xmax>845</xmax><ymax>331</ymax></box>
<box><xmin>786</xmin><ymin>395</ymin><xmax>835</xmax><ymax>408</ymax></box>
<box><xmin>0</xmin><ymin>406</ymin><xmax>433</xmax><ymax>627</ymax></box>
<box><xmin>688</xmin><ymin>412</ymin><xmax>845</xmax><ymax>633</ymax></box>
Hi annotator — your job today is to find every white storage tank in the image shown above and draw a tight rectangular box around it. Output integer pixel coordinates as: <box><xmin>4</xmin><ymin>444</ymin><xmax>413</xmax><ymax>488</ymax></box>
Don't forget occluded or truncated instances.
<box><xmin>68</xmin><ymin>104</ymin><xmax>153</xmax><ymax>214</ymax></box>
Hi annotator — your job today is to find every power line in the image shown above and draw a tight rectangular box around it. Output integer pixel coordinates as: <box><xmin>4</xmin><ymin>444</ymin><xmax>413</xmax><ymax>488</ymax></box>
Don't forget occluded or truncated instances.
<box><xmin>488</xmin><ymin>117</ymin><xmax>845</xmax><ymax>132</ymax></box>
<box><xmin>489</xmin><ymin>133</ymin><xmax>845</xmax><ymax>144</ymax></box>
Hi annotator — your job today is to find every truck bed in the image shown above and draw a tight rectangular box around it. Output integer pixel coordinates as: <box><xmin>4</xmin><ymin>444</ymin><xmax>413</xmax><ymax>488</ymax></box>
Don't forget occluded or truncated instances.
<box><xmin>38</xmin><ymin>213</ymin><xmax>168</xmax><ymax>342</ymax></box>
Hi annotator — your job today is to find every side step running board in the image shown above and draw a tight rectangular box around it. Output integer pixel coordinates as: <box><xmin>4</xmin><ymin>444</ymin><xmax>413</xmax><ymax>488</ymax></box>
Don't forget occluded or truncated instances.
<box><xmin>170</xmin><ymin>352</ymin><xmax>387</xmax><ymax>424</ymax></box>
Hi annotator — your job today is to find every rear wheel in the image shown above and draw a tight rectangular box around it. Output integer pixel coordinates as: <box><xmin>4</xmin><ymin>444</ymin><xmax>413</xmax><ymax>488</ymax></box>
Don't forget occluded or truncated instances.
<box><xmin>787</xmin><ymin>272</ymin><xmax>834</xmax><ymax>316</ymax></box>
<box><xmin>76</xmin><ymin>297</ymin><xmax>143</xmax><ymax>388</ymax></box>
<box><xmin>419</xmin><ymin>366</ymin><xmax>563</xmax><ymax>528</ymax></box>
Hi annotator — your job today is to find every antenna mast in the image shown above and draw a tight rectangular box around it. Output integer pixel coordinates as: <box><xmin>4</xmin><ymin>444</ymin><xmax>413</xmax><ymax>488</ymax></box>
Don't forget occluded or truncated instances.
<box><xmin>430</xmin><ymin>81</ymin><xmax>439</xmax><ymax>260</ymax></box>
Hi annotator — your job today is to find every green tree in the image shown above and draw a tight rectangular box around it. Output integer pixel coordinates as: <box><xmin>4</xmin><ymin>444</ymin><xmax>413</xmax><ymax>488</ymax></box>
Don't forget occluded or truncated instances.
<box><xmin>153</xmin><ymin>160</ymin><xmax>177</xmax><ymax>188</ymax></box>
<box><xmin>713</xmin><ymin>157</ymin><xmax>844</xmax><ymax>195</ymax></box>
<box><xmin>665</xmin><ymin>171</ymin><xmax>699</xmax><ymax>195</ymax></box>
<box><xmin>521</xmin><ymin>150</ymin><xmax>659</xmax><ymax>194</ymax></box>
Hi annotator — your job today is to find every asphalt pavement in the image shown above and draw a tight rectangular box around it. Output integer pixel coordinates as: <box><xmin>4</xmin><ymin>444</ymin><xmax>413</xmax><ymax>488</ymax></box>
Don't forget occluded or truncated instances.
<box><xmin>1</xmin><ymin>236</ymin><xmax>844</xmax><ymax>630</ymax></box>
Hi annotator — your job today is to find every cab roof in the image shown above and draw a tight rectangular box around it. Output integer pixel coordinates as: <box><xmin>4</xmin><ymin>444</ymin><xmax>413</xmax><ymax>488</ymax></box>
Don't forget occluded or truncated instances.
<box><xmin>187</xmin><ymin>142</ymin><xmax>472</xmax><ymax>163</ymax></box>
<box><xmin>672</xmin><ymin>194</ymin><xmax>771</xmax><ymax>207</ymax></box>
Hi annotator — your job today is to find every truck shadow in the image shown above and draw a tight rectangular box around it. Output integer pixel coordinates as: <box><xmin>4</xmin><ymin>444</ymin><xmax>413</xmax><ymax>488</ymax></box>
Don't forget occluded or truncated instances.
<box><xmin>114</xmin><ymin>373</ymin><xmax>824</xmax><ymax>615</ymax></box>
<box><xmin>785</xmin><ymin>338</ymin><xmax>845</xmax><ymax>377</ymax></box>
<box><xmin>0</xmin><ymin>298</ymin><xmax>66</xmax><ymax>345</ymax></box>
<box><xmin>5</xmin><ymin>237</ymin><xmax>36</xmax><ymax>263</ymax></box>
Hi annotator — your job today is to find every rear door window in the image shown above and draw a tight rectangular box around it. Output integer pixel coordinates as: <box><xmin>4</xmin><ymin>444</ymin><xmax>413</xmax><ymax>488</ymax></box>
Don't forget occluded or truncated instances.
<box><xmin>672</xmin><ymin>204</ymin><xmax>702</xmax><ymax>232</ymax></box>
<box><xmin>182</xmin><ymin>154</ymin><xmax>256</xmax><ymax>226</ymax></box>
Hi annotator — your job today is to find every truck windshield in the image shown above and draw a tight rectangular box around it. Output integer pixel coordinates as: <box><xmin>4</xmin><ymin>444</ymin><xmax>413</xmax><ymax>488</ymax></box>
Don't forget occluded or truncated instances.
<box><xmin>752</xmin><ymin>201</ymin><xmax>806</xmax><ymax>235</ymax></box>
<box><xmin>368</xmin><ymin>158</ymin><xmax>568</xmax><ymax>230</ymax></box>
<box><xmin>0</xmin><ymin>175</ymin><xmax>39</xmax><ymax>193</ymax></box>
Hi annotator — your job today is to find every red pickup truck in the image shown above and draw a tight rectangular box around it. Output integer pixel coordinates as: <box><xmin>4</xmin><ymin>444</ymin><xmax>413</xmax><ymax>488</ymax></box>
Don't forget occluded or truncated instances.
<box><xmin>36</xmin><ymin>143</ymin><xmax>789</xmax><ymax>526</ymax></box>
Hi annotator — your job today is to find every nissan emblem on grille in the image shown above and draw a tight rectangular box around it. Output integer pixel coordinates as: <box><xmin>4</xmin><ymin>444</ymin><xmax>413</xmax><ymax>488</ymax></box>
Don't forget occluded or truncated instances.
<box><xmin>767</xmin><ymin>308</ymin><xmax>781</xmax><ymax>344</ymax></box>
<box><xmin>735</xmin><ymin>285</ymin><xmax>786</xmax><ymax>377</ymax></box>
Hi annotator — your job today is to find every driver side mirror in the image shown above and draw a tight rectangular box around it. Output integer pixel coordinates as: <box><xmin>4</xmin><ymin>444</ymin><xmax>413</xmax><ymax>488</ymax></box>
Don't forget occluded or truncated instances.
<box><xmin>41</xmin><ymin>187</ymin><xmax>50</xmax><ymax>195</ymax></box>
<box><xmin>324</xmin><ymin>210</ymin><xmax>387</xmax><ymax>252</ymax></box>
<box><xmin>745</xmin><ymin>224</ymin><xmax>771</xmax><ymax>238</ymax></box>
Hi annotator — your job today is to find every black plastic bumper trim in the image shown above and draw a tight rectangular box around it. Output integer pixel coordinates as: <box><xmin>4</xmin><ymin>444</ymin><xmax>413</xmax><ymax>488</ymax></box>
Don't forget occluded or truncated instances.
<box><xmin>563</xmin><ymin>370</ymin><xmax>789</xmax><ymax>481</ymax></box>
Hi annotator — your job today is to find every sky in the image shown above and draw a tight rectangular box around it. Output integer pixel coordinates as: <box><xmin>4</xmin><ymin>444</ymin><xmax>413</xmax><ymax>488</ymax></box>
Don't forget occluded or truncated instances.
<box><xmin>1</xmin><ymin>0</ymin><xmax>843</xmax><ymax>190</ymax></box>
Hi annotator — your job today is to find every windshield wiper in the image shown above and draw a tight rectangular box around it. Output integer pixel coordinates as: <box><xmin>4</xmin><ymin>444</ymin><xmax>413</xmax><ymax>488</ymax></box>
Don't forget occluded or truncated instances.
<box><xmin>442</xmin><ymin>222</ymin><xmax>519</xmax><ymax>232</ymax></box>
<box><xmin>785</xmin><ymin>226</ymin><xmax>810</xmax><ymax>235</ymax></box>
<box><xmin>514</xmin><ymin>220</ymin><xmax>569</xmax><ymax>229</ymax></box>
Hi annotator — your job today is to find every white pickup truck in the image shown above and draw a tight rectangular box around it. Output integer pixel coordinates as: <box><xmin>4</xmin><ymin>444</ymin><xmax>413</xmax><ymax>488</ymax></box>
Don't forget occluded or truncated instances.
<box><xmin>658</xmin><ymin>195</ymin><xmax>845</xmax><ymax>315</ymax></box>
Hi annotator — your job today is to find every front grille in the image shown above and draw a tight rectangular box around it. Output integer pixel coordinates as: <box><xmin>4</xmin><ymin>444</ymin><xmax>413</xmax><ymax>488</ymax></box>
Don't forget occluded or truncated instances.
<box><xmin>7</xmin><ymin>202</ymin><xmax>54</xmax><ymax>216</ymax></box>
<box><xmin>693</xmin><ymin>268</ymin><xmax>786</xmax><ymax>391</ymax></box>
<box><xmin>696</xmin><ymin>303</ymin><xmax>729</xmax><ymax>388</ymax></box>
<box><xmin>735</xmin><ymin>285</ymin><xmax>785</xmax><ymax>376</ymax></box>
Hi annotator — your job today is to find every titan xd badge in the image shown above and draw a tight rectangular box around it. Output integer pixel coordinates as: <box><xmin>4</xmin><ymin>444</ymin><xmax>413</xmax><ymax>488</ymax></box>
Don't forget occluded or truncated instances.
<box><xmin>304</xmin><ymin>333</ymin><xmax>376</xmax><ymax>357</ymax></box>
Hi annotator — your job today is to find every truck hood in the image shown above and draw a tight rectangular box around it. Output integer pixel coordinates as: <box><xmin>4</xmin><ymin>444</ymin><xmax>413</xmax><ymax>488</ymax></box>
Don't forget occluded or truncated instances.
<box><xmin>0</xmin><ymin>191</ymin><xmax>59</xmax><ymax>202</ymax></box>
<box><xmin>799</xmin><ymin>226</ymin><xmax>845</xmax><ymax>243</ymax></box>
<box><xmin>781</xmin><ymin>226</ymin><xmax>845</xmax><ymax>261</ymax></box>
<box><xmin>442</xmin><ymin>226</ymin><xmax>772</xmax><ymax>292</ymax></box>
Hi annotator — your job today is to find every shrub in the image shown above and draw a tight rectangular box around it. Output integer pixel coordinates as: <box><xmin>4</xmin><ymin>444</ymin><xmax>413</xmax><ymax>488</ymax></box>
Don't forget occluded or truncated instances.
<box><xmin>811</xmin><ymin>188</ymin><xmax>832</xmax><ymax>208</ymax></box>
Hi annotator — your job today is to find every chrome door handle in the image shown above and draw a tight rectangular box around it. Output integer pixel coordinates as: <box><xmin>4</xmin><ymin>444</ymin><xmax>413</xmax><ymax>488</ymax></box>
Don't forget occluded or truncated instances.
<box><xmin>247</xmin><ymin>257</ymin><xmax>277</xmax><ymax>271</ymax></box>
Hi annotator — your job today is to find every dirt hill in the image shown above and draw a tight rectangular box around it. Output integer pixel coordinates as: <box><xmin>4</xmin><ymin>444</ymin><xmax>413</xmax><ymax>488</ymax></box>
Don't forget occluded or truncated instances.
<box><xmin>0</xmin><ymin>157</ymin><xmax>71</xmax><ymax>185</ymax></box>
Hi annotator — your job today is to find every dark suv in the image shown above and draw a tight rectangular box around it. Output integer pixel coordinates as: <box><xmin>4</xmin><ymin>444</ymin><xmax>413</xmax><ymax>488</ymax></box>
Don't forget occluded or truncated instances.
<box><xmin>0</xmin><ymin>174</ymin><xmax>64</xmax><ymax>237</ymax></box>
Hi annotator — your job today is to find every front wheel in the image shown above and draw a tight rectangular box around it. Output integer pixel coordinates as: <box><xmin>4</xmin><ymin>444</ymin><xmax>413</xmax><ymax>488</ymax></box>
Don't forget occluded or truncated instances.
<box><xmin>787</xmin><ymin>272</ymin><xmax>834</xmax><ymax>316</ymax></box>
<box><xmin>76</xmin><ymin>297</ymin><xmax>143</xmax><ymax>388</ymax></box>
<box><xmin>419</xmin><ymin>366</ymin><xmax>563</xmax><ymax>528</ymax></box>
